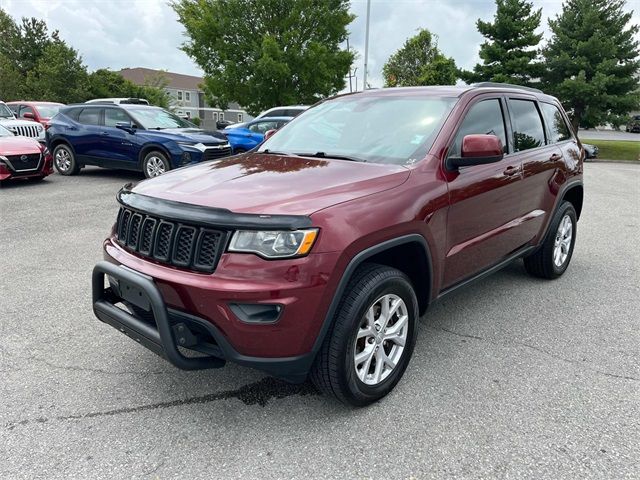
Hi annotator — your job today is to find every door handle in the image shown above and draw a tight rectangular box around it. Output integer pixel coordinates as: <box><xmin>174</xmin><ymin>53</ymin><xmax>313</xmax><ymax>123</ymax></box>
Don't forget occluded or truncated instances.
<box><xmin>503</xmin><ymin>166</ymin><xmax>520</xmax><ymax>176</ymax></box>
<box><xmin>549</xmin><ymin>153</ymin><xmax>562</xmax><ymax>161</ymax></box>
<box><xmin>100</xmin><ymin>131</ymin><xmax>110</xmax><ymax>136</ymax></box>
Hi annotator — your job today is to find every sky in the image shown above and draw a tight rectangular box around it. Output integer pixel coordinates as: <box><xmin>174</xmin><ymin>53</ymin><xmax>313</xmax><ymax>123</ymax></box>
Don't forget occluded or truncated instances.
<box><xmin>1</xmin><ymin>0</ymin><xmax>638</xmax><ymax>90</ymax></box>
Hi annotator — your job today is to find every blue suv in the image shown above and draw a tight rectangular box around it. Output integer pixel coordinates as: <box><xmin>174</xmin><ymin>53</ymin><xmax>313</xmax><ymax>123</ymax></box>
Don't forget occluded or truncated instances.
<box><xmin>46</xmin><ymin>104</ymin><xmax>231</xmax><ymax>178</ymax></box>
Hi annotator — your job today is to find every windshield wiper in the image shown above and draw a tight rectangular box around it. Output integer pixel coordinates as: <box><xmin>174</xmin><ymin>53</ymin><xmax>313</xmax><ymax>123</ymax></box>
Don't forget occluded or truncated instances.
<box><xmin>294</xmin><ymin>151</ymin><xmax>365</xmax><ymax>162</ymax></box>
<box><xmin>257</xmin><ymin>149</ymin><xmax>292</xmax><ymax>156</ymax></box>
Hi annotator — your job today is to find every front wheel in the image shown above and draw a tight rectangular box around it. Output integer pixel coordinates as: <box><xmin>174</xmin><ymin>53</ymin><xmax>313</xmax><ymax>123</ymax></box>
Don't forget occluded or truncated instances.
<box><xmin>311</xmin><ymin>264</ymin><xmax>418</xmax><ymax>406</ymax></box>
<box><xmin>524</xmin><ymin>201</ymin><xmax>577</xmax><ymax>279</ymax></box>
<box><xmin>142</xmin><ymin>151</ymin><xmax>170</xmax><ymax>178</ymax></box>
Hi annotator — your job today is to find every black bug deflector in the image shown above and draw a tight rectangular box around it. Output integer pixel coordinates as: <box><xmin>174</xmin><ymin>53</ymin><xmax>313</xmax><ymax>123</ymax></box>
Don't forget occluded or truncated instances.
<box><xmin>92</xmin><ymin>261</ymin><xmax>225</xmax><ymax>370</ymax></box>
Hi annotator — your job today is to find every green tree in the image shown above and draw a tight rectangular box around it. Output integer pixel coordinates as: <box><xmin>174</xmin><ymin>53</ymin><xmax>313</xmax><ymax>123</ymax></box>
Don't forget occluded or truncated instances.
<box><xmin>542</xmin><ymin>0</ymin><xmax>640</xmax><ymax>130</ymax></box>
<box><xmin>382</xmin><ymin>29</ymin><xmax>457</xmax><ymax>87</ymax></box>
<box><xmin>460</xmin><ymin>0</ymin><xmax>543</xmax><ymax>86</ymax></box>
<box><xmin>24</xmin><ymin>41</ymin><xmax>89</xmax><ymax>103</ymax></box>
<box><xmin>172</xmin><ymin>0</ymin><xmax>354</xmax><ymax>115</ymax></box>
<box><xmin>86</xmin><ymin>69</ymin><xmax>170</xmax><ymax>108</ymax></box>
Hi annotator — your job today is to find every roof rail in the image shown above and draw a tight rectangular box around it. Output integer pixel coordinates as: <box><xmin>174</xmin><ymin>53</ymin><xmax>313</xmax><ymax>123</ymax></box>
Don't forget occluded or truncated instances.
<box><xmin>473</xmin><ymin>82</ymin><xmax>543</xmax><ymax>94</ymax></box>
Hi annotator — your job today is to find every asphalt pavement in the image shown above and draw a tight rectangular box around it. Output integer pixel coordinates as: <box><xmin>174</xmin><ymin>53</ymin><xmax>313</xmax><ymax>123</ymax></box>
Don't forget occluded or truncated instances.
<box><xmin>0</xmin><ymin>163</ymin><xmax>638</xmax><ymax>479</ymax></box>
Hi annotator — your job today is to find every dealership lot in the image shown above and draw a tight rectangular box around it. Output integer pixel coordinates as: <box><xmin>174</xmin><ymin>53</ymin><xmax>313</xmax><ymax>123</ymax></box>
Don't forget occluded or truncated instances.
<box><xmin>0</xmin><ymin>163</ymin><xmax>638</xmax><ymax>479</ymax></box>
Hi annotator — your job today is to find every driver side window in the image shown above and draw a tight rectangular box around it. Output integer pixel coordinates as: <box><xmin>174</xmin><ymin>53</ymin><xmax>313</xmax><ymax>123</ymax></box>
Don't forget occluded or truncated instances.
<box><xmin>450</xmin><ymin>99</ymin><xmax>507</xmax><ymax>158</ymax></box>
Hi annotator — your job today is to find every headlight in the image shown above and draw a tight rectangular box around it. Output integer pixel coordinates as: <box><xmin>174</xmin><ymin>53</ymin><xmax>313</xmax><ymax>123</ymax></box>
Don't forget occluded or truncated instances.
<box><xmin>228</xmin><ymin>229</ymin><xmax>319</xmax><ymax>259</ymax></box>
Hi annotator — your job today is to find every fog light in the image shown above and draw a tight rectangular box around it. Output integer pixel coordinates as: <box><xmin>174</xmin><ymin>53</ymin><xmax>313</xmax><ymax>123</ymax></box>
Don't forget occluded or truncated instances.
<box><xmin>229</xmin><ymin>303</ymin><xmax>282</xmax><ymax>324</ymax></box>
<box><xmin>181</xmin><ymin>152</ymin><xmax>191</xmax><ymax>164</ymax></box>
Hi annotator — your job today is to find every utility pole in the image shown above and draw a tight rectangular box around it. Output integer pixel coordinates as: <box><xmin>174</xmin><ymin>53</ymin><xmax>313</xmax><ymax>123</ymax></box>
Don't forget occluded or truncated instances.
<box><xmin>363</xmin><ymin>0</ymin><xmax>371</xmax><ymax>90</ymax></box>
<box><xmin>346</xmin><ymin>37</ymin><xmax>353</xmax><ymax>93</ymax></box>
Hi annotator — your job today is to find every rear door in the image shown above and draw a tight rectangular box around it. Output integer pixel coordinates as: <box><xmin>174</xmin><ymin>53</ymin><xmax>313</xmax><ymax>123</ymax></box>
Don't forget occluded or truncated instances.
<box><xmin>443</xmin><ymin>95</ymin><xmax>525</xmax><ymax>287</ymax></box>
<box><xmin>506</xmin><ymin>97</ymin><xmax>567</xmax><ymax>245</ymax></box>
<box><xmin>72</xmin><ymin>108</ymin><xmax>103</xmax><ymax>160</ymax></box>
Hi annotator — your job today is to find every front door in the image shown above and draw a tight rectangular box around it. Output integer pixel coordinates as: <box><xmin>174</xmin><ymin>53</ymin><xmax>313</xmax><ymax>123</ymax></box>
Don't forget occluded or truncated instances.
<box><xmin>443</xmin><ymin>97</ymin><xmax>525</xmax><ymax>288</ymax></box>
<box><xmin>98</xmin><ymin>108</ymin><xmax>139</xmax><ymax>167</ymax></box>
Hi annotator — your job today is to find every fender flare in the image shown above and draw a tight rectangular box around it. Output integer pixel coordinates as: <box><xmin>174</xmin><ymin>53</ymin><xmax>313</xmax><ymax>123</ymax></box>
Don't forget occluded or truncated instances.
<box><xmin>309</xmin><ymin>233</ymin><xmax>433</xmax><ymax>356</ymax></box>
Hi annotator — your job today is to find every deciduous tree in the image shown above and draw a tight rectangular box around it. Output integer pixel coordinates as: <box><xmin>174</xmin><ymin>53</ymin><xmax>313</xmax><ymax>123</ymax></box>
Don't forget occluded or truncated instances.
<box><xmin>382</xmin><ymin>29</ymin><xmax>457</xmax><ymax>87</ymax></box>
<box><xmin>172</xmin><ymin>0</ymin><xmax>354</xmax><ymax>115</ymax></box>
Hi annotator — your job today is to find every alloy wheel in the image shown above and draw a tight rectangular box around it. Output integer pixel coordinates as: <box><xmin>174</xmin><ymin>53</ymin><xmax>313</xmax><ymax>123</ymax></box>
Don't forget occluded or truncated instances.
<box><xmin>55</xmin><ymin>149</ymin><xmax>71</xmax><ymax>172</ymax></box>
<box><xmin>553</xmin><ymin>214</ymin><xmax>573</xmax><ymax>267</ymax></box>
<box><xmin>146</xmin><ymin>156</ymin><xmax>166</xmax><ymax>177</ymax></box>
<box><xmin>353</xmin><ymin>293</ymin><xmax>409</xmax><ymax>386</ymax></box>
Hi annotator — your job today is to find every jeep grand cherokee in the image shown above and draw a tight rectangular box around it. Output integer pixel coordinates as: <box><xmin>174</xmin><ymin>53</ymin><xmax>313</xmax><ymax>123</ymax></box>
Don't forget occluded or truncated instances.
<box><xmin>92</xmin><ymin>83</ymin><xmax>584</xmax><ymax>406</ymax></box>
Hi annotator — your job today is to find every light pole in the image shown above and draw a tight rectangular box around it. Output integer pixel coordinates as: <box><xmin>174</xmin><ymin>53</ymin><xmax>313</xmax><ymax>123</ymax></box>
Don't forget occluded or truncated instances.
<box><xmin>363</xmin><ymin>0</ymin><xmax>371</xmax><ymax>90</ymax></box>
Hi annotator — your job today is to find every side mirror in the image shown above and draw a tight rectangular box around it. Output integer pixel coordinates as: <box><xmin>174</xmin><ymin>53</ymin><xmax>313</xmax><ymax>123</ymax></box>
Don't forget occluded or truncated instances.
<box><xmin>447</xmin><ymin>134</ymin><xmax>504</xmax><ymax>170</ymax></box>
<box><xmin>264</xmin><ymin>129</ymin><xmax>278</xmax><ymax>140</ymax></box>
<box><xmin>115</xmin><ymin>122</ymin><xmax>136</xmax><ymax>134</ymax></box>
<box><xmin>22</xmin><ymin>112</ymin><xmax>36</xmax><ymax>120</ymax></box>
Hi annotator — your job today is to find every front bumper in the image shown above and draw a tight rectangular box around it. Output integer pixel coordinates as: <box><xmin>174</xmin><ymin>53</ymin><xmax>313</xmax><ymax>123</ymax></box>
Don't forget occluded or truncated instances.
<box><xmin>92</xmin><ymin>260</ymin><xmax>320</xmax><ymax>382</ymax></box>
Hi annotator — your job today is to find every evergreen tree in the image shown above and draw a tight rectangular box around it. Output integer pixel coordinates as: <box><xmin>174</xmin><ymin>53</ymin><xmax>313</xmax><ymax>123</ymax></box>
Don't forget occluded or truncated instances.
<box><xmin>461</xmin><ymin>0</ymin><xmax>543</xmax><ymax>86</ymax></box>
<box><xmin>542</xmin><ymin>0</ymin><xmax>640</xmax><ymax>129</ymax></box>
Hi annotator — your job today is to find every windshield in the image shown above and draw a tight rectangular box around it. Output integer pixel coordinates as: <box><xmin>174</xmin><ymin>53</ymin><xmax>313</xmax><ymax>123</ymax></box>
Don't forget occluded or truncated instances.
<box><xmin>127</xmin><ymin>107</ymin><xmax>195</xmax><ymax>129</ymax></box>
<box><xmin>0</xmin><ymin>125</ymin><xmax>13</xmax><ymax>137</ymax></box>
<box><xmin>35</xmin><ymin>105</ymin><xmax>62</xmax><ymax>118</ymax></box>
<box><xmin>0</xmin><ymin>103</ymin><xmax>15</xmax><ymax>119</ymax></box>
<box><xmin>258</xmin><ymin>95</ymin><xmax>457</xmax><ymax>165</ymax></box>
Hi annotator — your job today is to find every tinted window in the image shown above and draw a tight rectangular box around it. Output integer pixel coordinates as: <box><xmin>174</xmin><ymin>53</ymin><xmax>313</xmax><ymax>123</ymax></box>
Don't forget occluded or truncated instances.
<box><xmin>284</xmin><ymin>109</ymin><xmax>303</xmax><ymax>117</ymax></box>
<box><xmin>78</xmin><ymin>108</ymin><xmax>101</xmax><ymax>126</ymax></box>
<box><xmin>263</xmin><ymin>109</ymin><xmax>286</xmax><ymax>118</ymax></box>
<box><xmin>64</xmin><ymin>107</ymin><xmax>82</xmax><ymax>121</ymax></box>
<box><xmin>509</xmin><ymin>99</ymin><xmax>545</xmax><ymax>152</ymax></box>
<box><xmin>249</xmin><ymin>120</ymin><xmax>278</xmax><ymax>133</ymax></box>
<box><xmin>450</xmin><ymin>99</ymin><xmax>507</xmax><ymax>157</ymax></box>
<box><xmin>104</xmin><ymin>108</ymin><xmax>131</xmax><ymax>127</ymax></box>
<box><xmin>540</xmin><ymin>102</ymin><xmax>571</xmax><ymax>143</ymax></box>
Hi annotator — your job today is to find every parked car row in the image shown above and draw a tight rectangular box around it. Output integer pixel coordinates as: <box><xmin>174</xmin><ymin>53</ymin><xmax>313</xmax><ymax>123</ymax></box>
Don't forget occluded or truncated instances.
<box><xmin>1</xmin><ymin>96</ymin><xmax>298</xmax><ymax>181</ymax></box>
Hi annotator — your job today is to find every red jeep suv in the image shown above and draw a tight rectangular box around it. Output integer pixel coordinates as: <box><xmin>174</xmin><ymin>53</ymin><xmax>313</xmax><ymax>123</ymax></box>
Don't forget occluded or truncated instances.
<box><xmin>92</xmin><ymin>83</ymin><xmax>584</xmax><ymax>406</ymax></box>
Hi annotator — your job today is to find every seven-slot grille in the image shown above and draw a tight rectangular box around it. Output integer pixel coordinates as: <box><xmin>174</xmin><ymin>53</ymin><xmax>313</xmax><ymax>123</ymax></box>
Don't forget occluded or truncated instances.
<box><xmin>115</xmin><ymin>207</ymin><xmax>226</xmax><ymax>273</ymax></box>
<box><xmin>8</xmin><ymin>124</ymin><xmax>43</xmax><ymax>138</ymax></box>
<box><xmin>202</xmin><ymin>145</ymin><xmax>232</xmax><ymax>161</ymax></box>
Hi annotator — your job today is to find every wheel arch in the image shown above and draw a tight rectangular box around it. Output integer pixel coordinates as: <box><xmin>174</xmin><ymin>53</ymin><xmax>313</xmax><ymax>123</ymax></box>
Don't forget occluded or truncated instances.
<box><xmin>311</xmin><ymin>234</ymin><xmax>433</xmax><ymax>356</ymax></box>
<box><xmin>561</xmin><ymin>183</ymin><xmax>583</xmax><ymax>220</ymax></box>
<box><xmin>49</xmin><ymin>137</ymin><xmax>76</xmax><ymax>154</ymax></box>
<box><xmin>138</xmin><ymin>144</ymin><xmax>173</xmax><ymax>170</ymax></box>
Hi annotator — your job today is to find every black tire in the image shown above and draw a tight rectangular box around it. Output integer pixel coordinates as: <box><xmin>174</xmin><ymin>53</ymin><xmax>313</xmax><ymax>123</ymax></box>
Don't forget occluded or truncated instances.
<box><xmin>524</xmin><ymin>201</ymin><xmax>577</xmax><ymax>279</ymax></box>
<box><xmin>310</xmin><ymin>264</ymin><xmax>418</xmax><ymax>406</ymax></box>
<box><xmin>52</xmin><ymin>144</ymin><xmax>79</xmax><ymax>175</ymax></box>
<box><xmin>234</xmin><ymin>147</ymin><xmax>247</xmax><ymax>154</ymax></box>
<box><xmin>142</xmin><ymin>151</ymin><xmax>171</xmax><ymax>178</ymax></box>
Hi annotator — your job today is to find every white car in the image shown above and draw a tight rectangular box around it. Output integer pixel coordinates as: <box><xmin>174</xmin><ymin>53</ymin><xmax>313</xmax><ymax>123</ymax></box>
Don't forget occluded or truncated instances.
<box><xmin>0</xmin><ymin>101</ymin><xmax>45</xmax><ymax>141</ymax></box>
<box><xmin>255</xmin><ymin>105</ymin><xmax>309</xmax><ymax>119</ymax></box>
<box><xmin>85</xmin><ymin>98</ymin><xmax>149</xmax><ymax>105</ymax></box>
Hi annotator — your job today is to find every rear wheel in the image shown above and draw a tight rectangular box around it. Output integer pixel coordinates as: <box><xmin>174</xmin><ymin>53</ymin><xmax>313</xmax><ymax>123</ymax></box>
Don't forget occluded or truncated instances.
<box><xmin>233</xmin><ymin>147</ymin><xmax>247</xmax><ymax>154</ymax></box>
<box><xmin>53</xmin><ymin>144</ymin><xmax>79</xmax><ymax>175</ymax></box>
<box><xmin>524</xmin><ymin>201</ymin><xmax>577</xmax><ymax>279</ymax></box>
<box><xmin>311</xmin><ymin>264</ymin><xmax>418</xmax><ymax>406</ymax></box>
<box><xmin>142</xmin><ymin>151</ymin><xmax>170</xmax><ymax>178</ymax></box>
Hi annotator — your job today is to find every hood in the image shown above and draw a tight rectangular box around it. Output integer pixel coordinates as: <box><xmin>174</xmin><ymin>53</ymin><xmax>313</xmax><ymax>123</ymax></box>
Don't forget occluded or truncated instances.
<box><xmin>131</xmin><ymin>153</ymin><xmax>410</xmax><ymax>215</ymax></box>
<box><xmin>0</xmin><ymin>118</ymin><xmax>43</xmax><ymax>128</ymax></box>
<box><xmin>141</xmin><ymin>128</ymin><xmax>227</xmax><ymax>145</ymax></box>
<box><xmin>0</xmin><ymin>135</ymin><xmax>43</xmax><ymax>155</ymax></box>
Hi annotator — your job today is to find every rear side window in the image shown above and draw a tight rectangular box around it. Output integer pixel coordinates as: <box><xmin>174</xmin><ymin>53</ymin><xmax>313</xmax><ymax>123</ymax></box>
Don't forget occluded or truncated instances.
<box><xmin>263</xmin><ymin>109</ymin><xmax>286</xmax><ymax>118</ymax></box>
<box><xmin>540</xmin><ymin>102</ymin><xmax>571</xmax><ymax>143</ymax></box>
<box><xmin>63</xmin><ymin>107</ymin><xmax>82</xmax><ymax>121</ymax></box>
<box><xmin>508</xmin><ymin>99</ymin><xmax>545</xmax><ymax>152</ymax></box>
<box><xmin>450</xmin><ymin>99</ymin><xmax>507</xmax><ymax>157</ymax></box>
<box><xmin>78</xmin><ymin>108</ymin><xmax>101</xmax><ymax>126</ymax></box>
